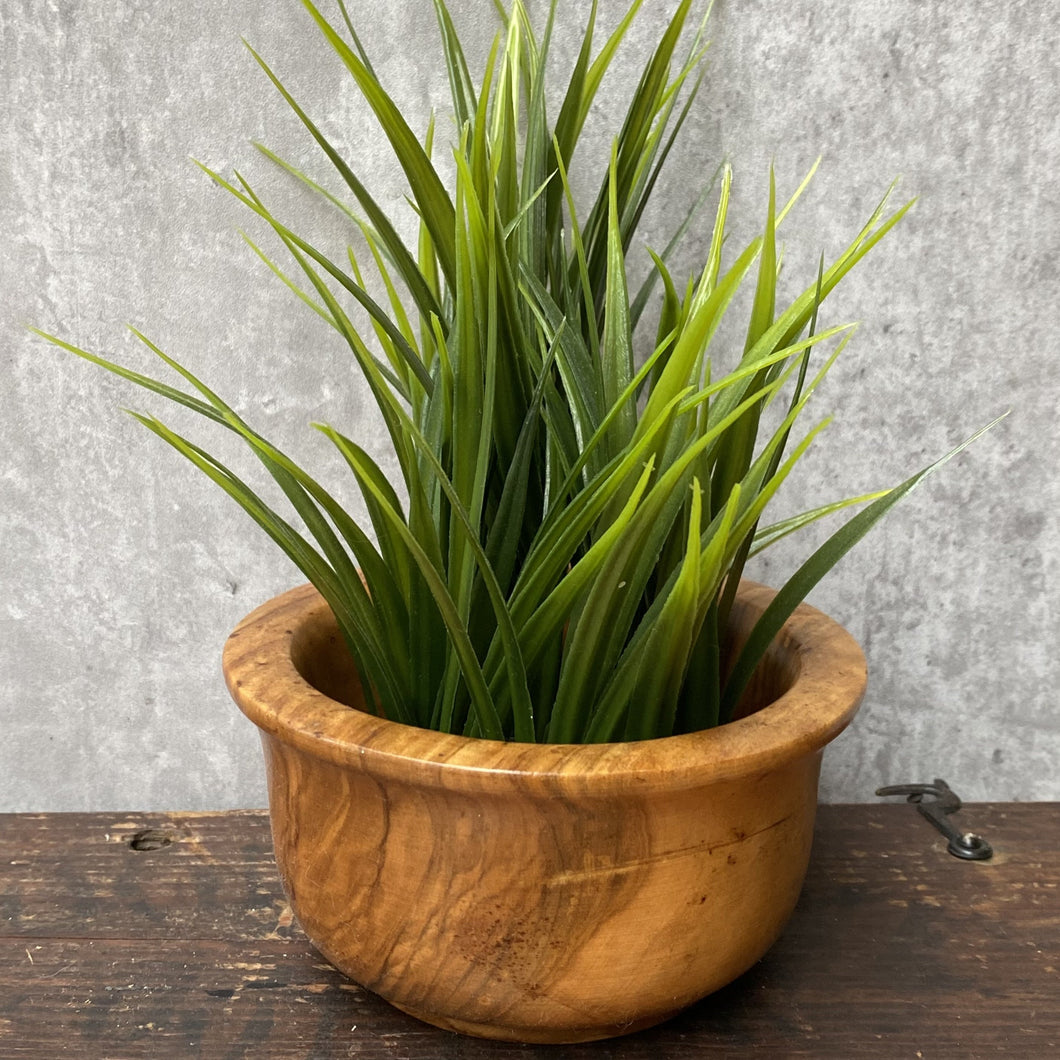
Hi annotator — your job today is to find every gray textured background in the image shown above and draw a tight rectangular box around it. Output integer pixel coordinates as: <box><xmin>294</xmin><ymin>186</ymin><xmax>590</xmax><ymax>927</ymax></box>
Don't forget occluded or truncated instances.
<box><xmin>3</xmin><ymin>0</ymin><xmax>1056</xmax><ymax>812</ymax></box>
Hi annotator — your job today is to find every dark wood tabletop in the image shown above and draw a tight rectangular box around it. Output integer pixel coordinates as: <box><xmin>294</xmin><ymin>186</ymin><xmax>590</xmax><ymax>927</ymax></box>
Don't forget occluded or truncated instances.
<box><xmin>1</xmin><ymin>802</ymin><xmax>1057</xmax><ymax>1058</ymax></box>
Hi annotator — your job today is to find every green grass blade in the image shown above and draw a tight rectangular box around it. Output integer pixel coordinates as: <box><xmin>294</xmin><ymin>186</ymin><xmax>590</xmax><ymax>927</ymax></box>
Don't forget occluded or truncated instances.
<box><xmin>319</xmin><ymin>425</ymin><xmax>505</xmax><ymax>740</ymax></box>
<box><xmin>240</xmin><ymin>230</ymin><xmax>333</xmax><ymax>327</ymax></box>
<box><xmin>484</xmin><ymin>330</ymin><xmax>559</xmax><ymax>595</ymax></box>
<box><xmin>32</xmin><ymin>328</ymin><xmax>229</xmax><ymax>428</ymax></box>
<box><xmin>246</xmin><ymin>45</ymin><xmax>443</xmax><ymax>326</ymax></box>
<box><xmin>599</xmin><ymin>143</ymin><xmax>636</xmax><ymax>460</ymax></box>
<box><xmin>120</xmin><ymin>330</ymin><xmax>415</xmax><ymax>699</ymax></box>
<box><xmin>431</xmin><ymin>0</ymin><xmax>478</xmax><ymax>128</ymax></box>
<box><xmin>198</xmin><ymin>162</ymin><xmax>432</xmax><ymax>396</ymax></box>
<box><xmin>334</xmin><ymin>0</ymin><xmax>377</xmax><ymax>76</ymax></box>
<box><xmin>720</xmin><ymin>414</ymin><xmax>1009</xmax><ymax>721</ymax></box>
<box><xmin>551</xmin><ymin>133</ymin><xmax>601</xmax><ymax>360</ymax></box>
<box><xmin>584</xmin><ymin>480</ymin><xmax>737</xmax><ymax>741</ymax></box>
<box><xmin>631</xmin><ymin>161</ymin><xmax>722</xmax><ymax>331</ymax></box>
<box><xmin>620</xmin><ymin>479</ymin><xmax>703</xmax><ymax>740</ymax></box>
<box><xmin>750</xmin><ymin>492</ymin><xmax>892</xmax><ymax>557</ymax></box>
<box><xmin>127</xmin><ymin>412</ymin><xmax>408</xmax><ymax>722</ymax></box>
<box><xmin>298</xmin><ymin>0</ymin><xmax>458</xmax><ymax>289</ymax></box>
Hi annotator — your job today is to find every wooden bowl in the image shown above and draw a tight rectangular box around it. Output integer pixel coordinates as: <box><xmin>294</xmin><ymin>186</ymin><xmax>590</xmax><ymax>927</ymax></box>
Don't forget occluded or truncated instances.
<box><xmin>223</xmin><ymin>581</ymin><xmax>866</xmax><ymax>1043</ymax></box>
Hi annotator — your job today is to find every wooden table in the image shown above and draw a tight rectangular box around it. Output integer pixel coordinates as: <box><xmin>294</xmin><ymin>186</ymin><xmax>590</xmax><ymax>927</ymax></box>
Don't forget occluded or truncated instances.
<box><xmin>1</xmin><ymin>803</ymin><xmax>1057</xmax><ymax>1058</ymax></box>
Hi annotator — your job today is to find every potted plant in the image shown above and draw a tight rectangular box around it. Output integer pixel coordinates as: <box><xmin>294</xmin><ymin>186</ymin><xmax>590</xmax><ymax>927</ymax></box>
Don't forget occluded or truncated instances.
<box><xmin>36</xmin><ymin>0</ymin><xmax>1000</xmax><ymax>1044</ymax></box>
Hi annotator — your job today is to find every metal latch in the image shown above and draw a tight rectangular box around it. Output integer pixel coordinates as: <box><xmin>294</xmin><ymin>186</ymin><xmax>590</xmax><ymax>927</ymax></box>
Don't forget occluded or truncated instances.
<box><xmin>875</xmin><ymin>778</ymin><xmax>993</xmax><ymax>861</ymax></box>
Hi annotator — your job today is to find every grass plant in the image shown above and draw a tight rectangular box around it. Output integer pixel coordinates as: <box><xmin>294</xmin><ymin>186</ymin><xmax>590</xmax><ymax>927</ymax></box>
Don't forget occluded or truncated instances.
<box><xmin>35</xmin><ymin>0</ymin><xmax>999</xmax><ymax>743</ymax></box>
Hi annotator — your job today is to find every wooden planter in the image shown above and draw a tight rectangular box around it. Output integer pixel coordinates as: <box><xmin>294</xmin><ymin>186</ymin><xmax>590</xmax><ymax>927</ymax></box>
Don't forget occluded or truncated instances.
<box><xmin>223</xmin><ymin>581</ymin><xmax>866</xmax><ymax>1044</ymax></box>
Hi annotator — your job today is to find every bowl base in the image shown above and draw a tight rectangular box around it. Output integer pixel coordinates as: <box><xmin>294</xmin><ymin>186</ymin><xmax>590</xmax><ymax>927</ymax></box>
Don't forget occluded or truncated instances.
<box><xmin>390</xmin><ymin>999</ymin><xmax>683</xmax><ymax>1044</ymax></box>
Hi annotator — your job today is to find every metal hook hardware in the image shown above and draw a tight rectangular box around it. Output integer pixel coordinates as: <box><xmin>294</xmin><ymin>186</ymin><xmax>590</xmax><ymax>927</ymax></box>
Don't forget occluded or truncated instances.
<box><xmin>875</xmin><ymin>778</ymin><xmax>993</xmax><ymax>861</ymax></box>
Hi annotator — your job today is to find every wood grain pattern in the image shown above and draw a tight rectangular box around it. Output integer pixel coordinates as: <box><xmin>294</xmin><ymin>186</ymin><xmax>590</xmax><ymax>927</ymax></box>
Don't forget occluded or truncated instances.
<box><xmin>222</xmin><ymin>581</ymin><xmax>867</xmax><ymax>1042</ymax></box>
<box><xmin>1</xmin><ymin>805</ymin><xmax>1057</xmax><ymax>1058</ymax></box>
<box><xmin>0</xmin><ymin>811</ymin><xmax>297</xmax><ymax>942</ymax></box>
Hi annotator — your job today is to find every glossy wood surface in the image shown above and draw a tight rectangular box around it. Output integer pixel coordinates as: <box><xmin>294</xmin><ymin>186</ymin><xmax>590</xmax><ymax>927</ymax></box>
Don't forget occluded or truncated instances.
<box><xmin>222</xmin><ymin>582</ymin><xmax>867</xmax><ymax>1042</ymax></box>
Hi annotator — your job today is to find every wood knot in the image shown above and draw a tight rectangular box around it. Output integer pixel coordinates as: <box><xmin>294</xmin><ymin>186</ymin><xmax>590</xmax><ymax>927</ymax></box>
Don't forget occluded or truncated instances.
<box><xmin>128</xmin><ymin>829</ymin><xmax>173</xmax><ymax>851</ymax></box>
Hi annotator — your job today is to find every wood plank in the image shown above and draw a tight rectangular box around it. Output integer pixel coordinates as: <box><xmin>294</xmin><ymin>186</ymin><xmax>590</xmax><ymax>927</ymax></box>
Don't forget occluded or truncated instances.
<box><xmin>0</xmin><ymin>804</ymin><xmax>1057</xmax><ymax>1057</ymax></box>
<box><xmin>0</xmin><ymin>811</ymin><xmax>297</xmax><ymax>942</ymax></box>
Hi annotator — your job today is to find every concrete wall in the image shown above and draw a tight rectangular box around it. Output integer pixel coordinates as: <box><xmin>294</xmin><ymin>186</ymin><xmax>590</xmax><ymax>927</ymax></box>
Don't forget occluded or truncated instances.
<box><xmin>4</xmin><ymin>0</ymin><xmax>1056</xmax><ymax>811</ymax></box>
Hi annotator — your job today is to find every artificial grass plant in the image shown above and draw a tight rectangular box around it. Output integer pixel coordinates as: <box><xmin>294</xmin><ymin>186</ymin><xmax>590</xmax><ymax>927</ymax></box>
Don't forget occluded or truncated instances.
<box><xmin>36</xmin><ymin>0</ymin><xmax>999</xmax><ymax>743</ymax></box>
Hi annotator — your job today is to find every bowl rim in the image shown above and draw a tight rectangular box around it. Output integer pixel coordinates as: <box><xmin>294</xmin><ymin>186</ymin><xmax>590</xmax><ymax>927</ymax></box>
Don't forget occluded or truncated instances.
<box><xmin>222</xmin><ymin>580</ymin><xmax>866</xmax><ymax>794</ymax></box>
